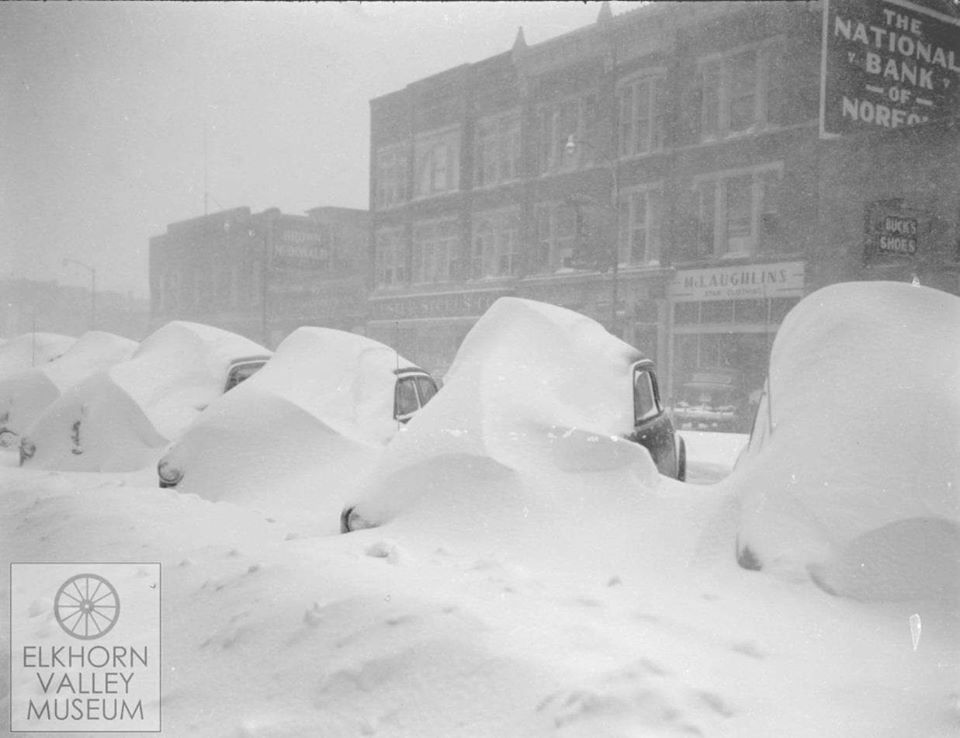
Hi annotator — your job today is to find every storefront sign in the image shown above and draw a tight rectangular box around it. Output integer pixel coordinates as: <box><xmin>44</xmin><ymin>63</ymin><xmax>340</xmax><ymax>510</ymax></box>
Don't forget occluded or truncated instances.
<box><xmin>820</xmin><ymin>0</ymin><xmax>960</xmax><ymax>137</ymax></box>
<box><xmin>670</xmin><ymin>261</ymin><xmax>805</xmax><ymax>302</ymax></box>
<box><xmin>878</xmin><ymin>215</ymin><xmax>918</xmax><ymax>255</ymax></box>
<box><xmin>270</xmin><ymin>228</ymin><xmax>328</xmax><ymax>271</ymax></box>
<box><xmin>369</xmin><ymin>289</ymin><xmax>512</xmax><ymax>321</ymax></box>
<box><xmin>864</xmin><ymin>201</ymin><xmax>923</xmax><ymax>263</ymax></box>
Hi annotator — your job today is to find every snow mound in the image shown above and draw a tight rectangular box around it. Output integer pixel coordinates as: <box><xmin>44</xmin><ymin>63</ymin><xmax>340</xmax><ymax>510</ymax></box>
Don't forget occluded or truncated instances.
<box><xmin>21</xmin><ymin>322</ymin><xmax>268</xmax><ymax>472</ymax></box>
<box><xmin>241</xmin><ymin>326</ymin><xmax>420</xmax><ymax>447</ymax></box>
<box><xmin>346</xmin><ymin>297</ymin><xmax>660</xmax><ymax>529</ymax></box>
<box><xmin>0</xmin><ymin>333</ymin><xmax>75</xmax><ymax>378</ymax></box>
<box><xmin>108</xmin><ymin>321</ymin><xmax>268</xmax><ymax>440</ymax></box>
<box><xmin>42</xmin><ymin>330</ymin><xmax>138</xmax><ymax>392</ymax></box>
<box><xmin>731</xmin><ymin>281</ymin><xmax>960</xmax><ymax>602</ymax></box>
<box><xmin>157</xmin><ymin>328</ymin><xmax>416</xmax><ymax>533</ymax></box>
<box><xmin>0</xmin><ymin>332</ymin><xmax>137</xmax><ymax>447</ymax></box>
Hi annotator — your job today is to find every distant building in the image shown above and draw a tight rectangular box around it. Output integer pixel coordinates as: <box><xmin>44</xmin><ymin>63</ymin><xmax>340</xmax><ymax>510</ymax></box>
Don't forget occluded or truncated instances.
<box><xmin>149</xmin><ymin>205</ymin><xmax>369</xmax><ymax>347</ymax></box>
<box><xmin>0</xmin><ymin>278</ymin><xmax>149</xmax><ymax>342</ymax></box>
<box><xmin>367</xmin><ymin>0</ymin><xmax>960</xmax><ymax>399</ymax></box>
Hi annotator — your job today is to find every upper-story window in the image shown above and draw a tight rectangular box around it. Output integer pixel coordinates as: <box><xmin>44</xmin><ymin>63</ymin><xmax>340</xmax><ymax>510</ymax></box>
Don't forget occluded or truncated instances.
<box><xmin>374</xmin><ymin>143</ymin><xmax>409</xmax><ymax>210</ymax></box>
<box><xmin>618</xmin><ymin>185</ymin><xmax>662</xmax><ymax>266</ymax></box>
<box><xmin>693</xmin><ymin>163</ymin><xmax>783</xmax><ymax>257</ymax></box>
<box><xmin>537</xmin><ymin>92</ymin><xmax>599</xmax><ymax>174</ymax></box>
<box><xmin>532</xmin><ymin>203</ymin><xmax>578</xmax><ymax>272</ymax></box>
<box><xmin>414</xmin><ymin>127</ymin><xmax>460</xmax><ymax>199</ymax></box>
<box><xmin>698</xmin><ymin>40</ymin><xmax>780</xmax><ymax>139</ymax></box>
<box><xmin>617</xmin><ymin>71</ymin><xmax>665</xmax><ymax>158</ymax></box>
<box><xmin>471</xmin><ymin>208</ymin><xmax>520</xmax><ymax>279</ymax></box>
<box><xmin>375</xmin><ymin>227</ymin><xmax>406</xmax><ymax>287</ymax></box>
<box><xmin>474</xmin><ymin>112</ymin><xmax>521</xmax><ymax>188</ymax></box>
<box><xmin>412</xmin><ymin>218</ymin><xmax>459</xmax><ymax>283</ymax></box>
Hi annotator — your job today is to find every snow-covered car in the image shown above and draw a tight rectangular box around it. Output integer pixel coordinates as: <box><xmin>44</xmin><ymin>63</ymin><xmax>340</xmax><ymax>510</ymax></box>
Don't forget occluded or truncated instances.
<box><xmin>18</xmin><ymin>321</ymin><xmax>269</xmax><ymax>472</ymax></box>
<box><xmin>0</xmin><ymin>332</ymin><xmax>76</xmax><ymax>379</ymax></box>
<box><xmin>730</xmin><ymin>281</ymin><xmax>960</xmax><ymax>601</ymax></box>
<box><xmin>154</xmin><ymin>327</ymin><xmax>438</xmax><ymax>532</ymax></box>
<box><xmin>672</xmin><ymin>367</ymin><xmax>750</xmax><ymax>433</ymax></box>
<box><xmin>0</xmin><ymin>331</ymin><xmax>138</xmax><ymax>448</ymax></box>
<box><xmin>341</xmin><ymin>297</ymin><xmax>684</xmax><ymax>534</ymax></box>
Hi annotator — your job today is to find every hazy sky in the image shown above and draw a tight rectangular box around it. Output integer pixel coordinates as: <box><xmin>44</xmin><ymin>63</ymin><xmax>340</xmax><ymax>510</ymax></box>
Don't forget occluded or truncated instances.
<box><xmin>0</xmin><ymin>1</ymin><xmax>635</xmax><ymax>298</ymax></box>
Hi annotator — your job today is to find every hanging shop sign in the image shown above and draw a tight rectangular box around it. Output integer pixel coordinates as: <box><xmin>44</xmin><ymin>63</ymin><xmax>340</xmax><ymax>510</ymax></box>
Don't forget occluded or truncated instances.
<box><xmin>864</xmin><ymin>200</ymin><xmax>923</xmax><ymax>263</ymax></box>
<box><xmin>670</xmin><ymin>261</ymin><xmax>806</xmax><ymax>302</ymax></box>
<box><xmin>820</xmin><ymin>0</ymin><xmax>960</xmax><ymax>137</ymax></box>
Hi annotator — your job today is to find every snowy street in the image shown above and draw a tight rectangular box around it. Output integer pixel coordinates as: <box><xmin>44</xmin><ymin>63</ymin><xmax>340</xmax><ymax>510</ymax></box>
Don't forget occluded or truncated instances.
<box><xmin>4</xmin><ymin>1</ymin><xmax>960</xmax><ymax>730</ymax></box>
<box><xmin>1</xmin><ymin>430</ymin><xmax>957</xmax><ymax>737</ymax></box>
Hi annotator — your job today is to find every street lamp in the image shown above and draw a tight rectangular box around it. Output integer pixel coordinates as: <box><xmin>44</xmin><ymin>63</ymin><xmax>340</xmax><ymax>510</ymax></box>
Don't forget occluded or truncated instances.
<box><xmin>565</xmin><ymin>134</ymin><xmax>620</xmax><ymax>335</ymax></box>
<box><xmin>62</xmin><ymin>257</ymin><xmax>96</xmax><ymax>331</ymax></box>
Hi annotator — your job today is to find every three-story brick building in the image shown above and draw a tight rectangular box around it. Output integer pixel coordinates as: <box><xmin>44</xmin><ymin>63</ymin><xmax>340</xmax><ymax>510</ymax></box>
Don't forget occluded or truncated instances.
<box><xmin>367</xmin><ymin>0</ymin><xmax>960</xmax><ymax>403</ymax></box>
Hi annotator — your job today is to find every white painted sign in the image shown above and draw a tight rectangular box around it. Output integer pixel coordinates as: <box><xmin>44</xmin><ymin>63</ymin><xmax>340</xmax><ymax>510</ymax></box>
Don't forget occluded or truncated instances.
<box><xmin>670</xmin><ymin>261</ymin><xmax>805</xmax><ymax>302</ymax></box>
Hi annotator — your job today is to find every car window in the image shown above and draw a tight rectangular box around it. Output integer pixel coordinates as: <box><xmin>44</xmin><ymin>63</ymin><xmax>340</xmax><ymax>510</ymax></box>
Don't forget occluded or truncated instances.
<box><xmin>634</xmin><ymin>369</ymin><xmax>660</xmax><ymax>424</ymax></box>
<box><xmin>415</xmin><ymin>376</ymin><xmax>438</xmax><ymax>407</ymax></box>
<box><xmin>225</xmin><ymin>361</ymin><xmax>265</xmax><ymax>392</ymax></box>
<box><xmin>395</xmin><ymin>376</ymin><xmax>420</xmax><ymax>418</ymax></box>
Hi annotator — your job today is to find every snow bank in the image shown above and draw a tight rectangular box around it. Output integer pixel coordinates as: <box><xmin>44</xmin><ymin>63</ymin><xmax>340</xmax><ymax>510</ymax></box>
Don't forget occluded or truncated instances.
<box><xmin>0</xmin><ymin>331</ymin><xmax>137</xmax><ymax>447</ymax></box>
<box><xmin>21</xmin><ymin>322</ymin><xmax>268</xmax><ymax>472</ymax></box>
<box><xmin>346</xmin><ymin>297</ymin><xmax>662</xmax><ymax>534</ymax></box>
<box><xmin>41</xmin><ymin>330</ymin><xmax>138</xmax><ymax>392</ymax></box>
<box><xmin>0</xmin><ymin>333</ymin><xmax>75</xmax><ymax>378</ymax></box>
<box><xmin>730</xmin><ymin>282</ymin><xmax>960</xmax><ymax>602</ymax></box>
<box><xmin>108</xmin><ymin>321</ymin><xmax>268</xmax><ymax>440</ymax></box>
<box><xmin>158</xmin><ymin>328</ymin><xmax>418</xmax><ymax>532</ymax></box>
<box><xmin>241</xmin><ymin>327</ymin><xmax>420</xmax><ymax>447</ymax></box>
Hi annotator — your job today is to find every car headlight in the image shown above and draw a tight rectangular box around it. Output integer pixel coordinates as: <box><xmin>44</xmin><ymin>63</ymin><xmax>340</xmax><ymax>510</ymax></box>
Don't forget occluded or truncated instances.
<box><xmin>157</xmin><ymin>459</ymin><xmax>184</xmax><ymax>488</ymax></box>
<box><xmin>339</xmin><ymin>505</ymin><xmax>377</xmax><ymax>534</ymax></box>
<box><xmin>18</xmin><ymin>437</ymin><xmax>36</xmax><ymax>465</ymax></box>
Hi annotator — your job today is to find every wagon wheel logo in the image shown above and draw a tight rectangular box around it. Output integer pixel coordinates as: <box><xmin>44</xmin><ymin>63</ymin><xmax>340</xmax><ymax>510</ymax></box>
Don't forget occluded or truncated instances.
<box><xmin>54</xmin><ymin>573</ymin><xmax>120</xmax><ymax>640</ymax></box>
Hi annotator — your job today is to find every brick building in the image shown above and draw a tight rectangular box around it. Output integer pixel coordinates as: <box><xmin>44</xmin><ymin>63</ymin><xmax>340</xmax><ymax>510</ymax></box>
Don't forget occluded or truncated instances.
<box><xmin>367</xmin><ymin>0</ymin><xmax>960</xmax><ymax>401</ymax></box>
<box><xmin>150</xmin><ymin>205</ymin><xmax>368</xmax><ymax>347</ymax></box>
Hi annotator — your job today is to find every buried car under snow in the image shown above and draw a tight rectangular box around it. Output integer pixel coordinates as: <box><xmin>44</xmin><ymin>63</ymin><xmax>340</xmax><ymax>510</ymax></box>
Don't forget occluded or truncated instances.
<box><xmin>730</xmin><ymin>281</ymin><xmax>960</xmax><ymax>602</ymax></box>
<box><xmin>341</xmin><ymin>297</ymin><xmax>684</xmax><ymax>533</ymax></box>
<box><xmin>155</xmin><ymin>327</ymin><xmax>438</xmax><ymax>531</ymax></box>
<box><xmin>18</xmin><ymin>322</ymin><xmax>269</xmax><ymax>471</ymax></box>
<box><xmin>0</xmin><ymin>331</ymin><xmax>138</xmax><ymax>449</ymax></box>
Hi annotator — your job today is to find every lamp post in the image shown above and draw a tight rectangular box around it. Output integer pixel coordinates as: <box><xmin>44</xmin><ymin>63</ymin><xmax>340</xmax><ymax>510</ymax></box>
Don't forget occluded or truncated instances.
<box><xmin>565</xmin><ymin>134</ymin><xmax>620</xmax><ymax>335</ymax></box>
<box><xmin>62</xmin><ymin>257</ymin><xmax>96</xmax><ymax>330</ymax></box>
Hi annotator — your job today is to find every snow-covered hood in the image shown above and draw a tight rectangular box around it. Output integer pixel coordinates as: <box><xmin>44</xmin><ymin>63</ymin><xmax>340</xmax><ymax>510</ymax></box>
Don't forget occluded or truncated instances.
<box><xmin>21</xmin><ymin>322</ymin><xmax>268</xmax><ymax>472</ymax></box>
<box><xmin>0</xmin><ymin>331</ymin><xmax>137</xmax><ymax>445</ymax></box>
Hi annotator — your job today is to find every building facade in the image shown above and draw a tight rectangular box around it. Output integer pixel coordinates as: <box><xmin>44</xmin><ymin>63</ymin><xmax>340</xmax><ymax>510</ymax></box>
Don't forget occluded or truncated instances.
<box><xmin>150</xmin><ymin>205</ymin><xmax>368</xmax><ymax>348</ymax></box>
<box><xmin>367</xmin><ymin>0</ymin><xmax>960</xmax><ymax>403</ymax></box>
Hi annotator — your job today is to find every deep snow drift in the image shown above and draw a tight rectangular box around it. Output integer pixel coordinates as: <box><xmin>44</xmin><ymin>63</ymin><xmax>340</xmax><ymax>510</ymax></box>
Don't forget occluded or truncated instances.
<box><xmin>0</xmin><ymin>332</ymin><xmax>75</xmax><ymax>378</ymax></box>
<box><xmin>158</xmin><ymin>327</ymin><xmax>425</xmax><ymax>533</ymax></box>
<box><xmin>0</xmin><ymin>331</ymin><xmax>137</xmax><ymax>447</ymax></box>
<box><xmin>346</xmin><ymin>297</ymin><xmax>662</xmax><ymax>532</ymax></box>
<box><xmin>20</xmin><ymin>322</ymin><xmax>268</xmax><ymax>472</ymax></box>
<box><xmin>2</xmin><ymin>284</ymin><xmax>958</xmax><ymax>738</ymax></box>
<box><xmin>731</xmin><ymin>281</ymin><xmax>960</xmax><ymax>603</ymax></box>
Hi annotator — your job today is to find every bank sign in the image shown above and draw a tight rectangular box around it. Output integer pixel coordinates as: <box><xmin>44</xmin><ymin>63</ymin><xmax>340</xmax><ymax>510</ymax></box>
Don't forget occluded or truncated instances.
<box><xmin>820</xmin><ymin>0</ymin><xmax>960</xmax><ymax>137</ymax></box>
